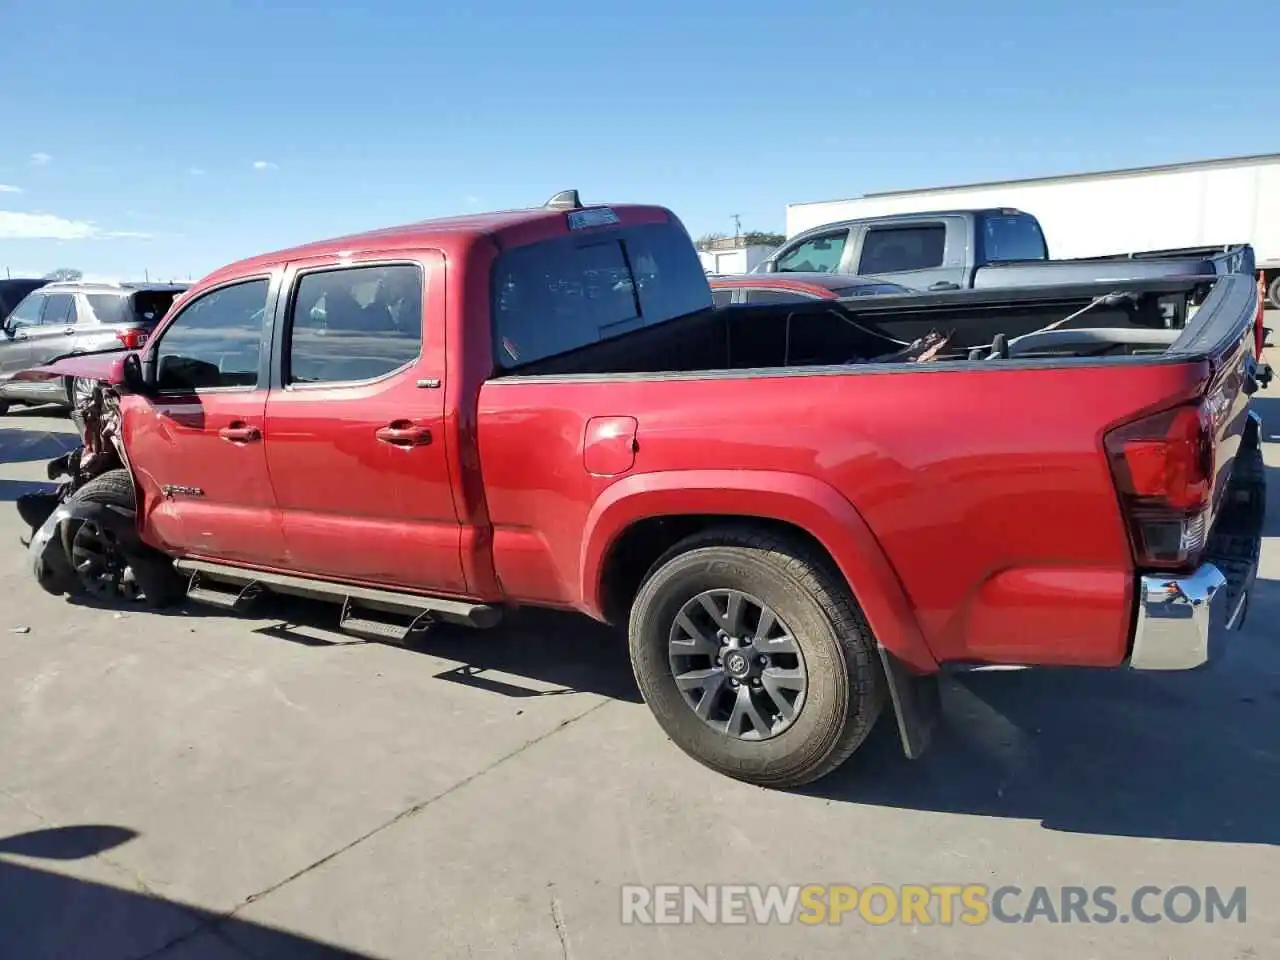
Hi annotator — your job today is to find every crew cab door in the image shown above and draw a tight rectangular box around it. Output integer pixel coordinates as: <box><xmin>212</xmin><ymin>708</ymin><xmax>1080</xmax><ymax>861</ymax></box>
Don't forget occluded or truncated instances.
<box><xmin>262</xmin><ymin>252</ymin><xmax>466</xmax><ymax>594</ymax></box>
<box><xmin>121</xmin><ymin>274</ymin><xmax>287</xmax><ymax>564</ymax></box>
<box><xmin>852</xmin><ymin>218</ymin><xmax>967</xmax><ymax>291</ymax></box>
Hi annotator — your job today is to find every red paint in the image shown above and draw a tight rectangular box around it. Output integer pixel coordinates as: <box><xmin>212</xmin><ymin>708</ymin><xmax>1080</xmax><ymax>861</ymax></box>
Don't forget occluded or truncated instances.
<box><xmin>33</xmin><ymin>201</ymin><xmax>1225</xmax><ymax>672</ymax></box>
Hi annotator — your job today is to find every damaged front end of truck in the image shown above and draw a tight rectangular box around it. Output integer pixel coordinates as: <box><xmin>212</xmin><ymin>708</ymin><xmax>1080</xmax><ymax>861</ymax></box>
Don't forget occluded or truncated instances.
<box><xmin>13</xmin><ymin>354</ymin><xmax>167</xmax><ymax>603</ymax></box>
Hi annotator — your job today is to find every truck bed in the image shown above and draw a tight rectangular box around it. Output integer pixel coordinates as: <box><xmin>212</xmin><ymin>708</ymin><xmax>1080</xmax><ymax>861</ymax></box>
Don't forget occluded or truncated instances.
<box><xmin>502</xmin><ymin>276</ymin><xmax>1251</xmax><ymax>378</ymax></box>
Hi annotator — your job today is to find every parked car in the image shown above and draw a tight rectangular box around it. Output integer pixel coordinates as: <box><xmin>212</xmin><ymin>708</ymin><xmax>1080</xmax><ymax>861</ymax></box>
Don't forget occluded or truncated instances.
<box><xmin>18</xmin><ymin>192</ymin><xmax>1266</xmax><ymax>789</ymax></box>
<box><xmin>0</xmin><ymin>280</ymin><xmax>187</xmax><ymax>414</ymax></box>
<box><xmin>710</xmin><ymin>272</ymin><xmax>911</xmax><ymax>306</ymax></box>
<box><xmin>0</xmin><ymin>278</ymin><xmax>50</xmax><ymax>324</ymax></box>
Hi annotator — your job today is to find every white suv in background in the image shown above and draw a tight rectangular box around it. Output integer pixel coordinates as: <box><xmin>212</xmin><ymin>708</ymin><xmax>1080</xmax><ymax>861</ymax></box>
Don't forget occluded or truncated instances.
<box><xmin>0</xmin><ymin>280</ymin><xmax>187</xmax><ymax>414</ymax></box>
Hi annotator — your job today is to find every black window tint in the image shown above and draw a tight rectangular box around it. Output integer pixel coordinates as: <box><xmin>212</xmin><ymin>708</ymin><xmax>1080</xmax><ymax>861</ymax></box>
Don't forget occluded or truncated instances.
<box><xmin>39</xmin><ymin>293</ymin><xmax>76</xmax><ymax>326</ymax></box>
<box><xmin>85</xmin><ymin>294</ymin><xmax>127</xmax><ymax>324</ymax></box>
<box><xmin>492</xmin><ymin>221</ymin><xmax>711</xmax><ymax>369</ymax></box>
<box><xmin>711</xmin><ymin>289</ymin><xmax>734</xmax><ymax>307</ymax></box>
<box><xmin>6</xmin><ymin>294</ymin><xmax>43</xmax><ymax>327</ymax></box>
<box><xmin>132</xmin><ymin>291</ymin><xmax>180</xmax><ymax>325</ymax></box>
<box><xmin>288</xmin><ymin>264</ymin><xmax>423</xmax><ymax>384</ymax></box>
<box><xmin>858</xmin><ymin>225</ymin><xmax>946</xmax><ymax>274</ymax></box>
<box><xmin>980</xmin><ymin>214</ymin><xmax>1047</xmax><ymax>262</ymax></box>
<box><xmin>745</xmin><ymin>288</ymin><xmax>813</xmax><ymax>304</ymax></box>
<box><xmin>774</xmin><ymin>232</ymin><xmax>846</xmax><ymax>273</ymax></box>
<box><xmin>155</xmin><ymin>279</ymin><xmax>268</xmax><ymax>391</ymax></box>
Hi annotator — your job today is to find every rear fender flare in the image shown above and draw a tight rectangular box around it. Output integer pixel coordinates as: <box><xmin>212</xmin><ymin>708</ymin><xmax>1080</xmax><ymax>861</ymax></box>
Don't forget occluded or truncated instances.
<box><xmin>579</xmin><ymin>470</ymin><xmax>938</xmax><ymax>672</ymax></box>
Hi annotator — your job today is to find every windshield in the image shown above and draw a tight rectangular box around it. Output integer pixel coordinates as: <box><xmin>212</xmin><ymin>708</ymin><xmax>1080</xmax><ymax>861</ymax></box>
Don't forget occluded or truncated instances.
<box><xmin>980</xmin><ymin>213</ymin><xmax>1048</xmax><ymax>262</ymax></box>
<box><xmin>492</xmin><ymin>220</ymin><xmax>710</xmax><ymax>368</ymax></box>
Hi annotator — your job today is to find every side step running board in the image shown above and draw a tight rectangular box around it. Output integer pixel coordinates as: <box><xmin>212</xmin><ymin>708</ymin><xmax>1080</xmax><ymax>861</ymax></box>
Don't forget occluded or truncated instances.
<box><xmin>186</xmin><ymin>571</ymin><xmax>262</xmax><ymax>611</ymax></box>
<box><xmin>174</xmin><ymin>559</ymin><xmax>503</xmax><ymax>630</ymax></box>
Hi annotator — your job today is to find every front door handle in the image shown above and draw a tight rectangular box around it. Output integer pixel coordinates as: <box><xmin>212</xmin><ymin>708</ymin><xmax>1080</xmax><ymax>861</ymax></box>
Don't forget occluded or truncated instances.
<box><xmin>929</xmin><ymin>281</ymin><xmax>960</xmax><ymax>291</ymax></box>
<box><xmin>63</xmin><ymin>327</ymin><xmax>76</xmax><ymax>335</ymax></box>
<box><xmin>376</xmin><ymin>421</ymin><xmax>432</xmax><ymax>447</ymax></box>
<box><xmin>13</xmin><ymin>330</ymin><xmax>27</xmax><ymax>341</ymax></box>
<box><xmin>218</xmin><ymin>422</ymin><xmax>262</xmax><ymax>443</ymax></box>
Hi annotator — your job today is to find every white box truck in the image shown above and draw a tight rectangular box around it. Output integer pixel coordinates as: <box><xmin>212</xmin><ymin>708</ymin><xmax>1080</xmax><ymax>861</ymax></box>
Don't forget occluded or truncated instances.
<box><xmin>785</xmin><ymin>153</ymin><xmax>1280</xmax><ymax>307</ymax></box>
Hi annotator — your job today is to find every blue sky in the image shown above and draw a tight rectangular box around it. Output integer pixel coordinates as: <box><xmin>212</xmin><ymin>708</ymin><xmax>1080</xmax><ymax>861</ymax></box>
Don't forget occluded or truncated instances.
<box><xmin>2</xmin><ymin>0</ymin><xmax>1277</xmax><ymax>280</ymax></box>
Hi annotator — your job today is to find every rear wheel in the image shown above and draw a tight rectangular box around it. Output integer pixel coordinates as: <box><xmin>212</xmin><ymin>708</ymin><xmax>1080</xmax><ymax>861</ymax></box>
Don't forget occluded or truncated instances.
<box><xmin>59</xmin><ymin>469</ymin><xmax>184</xmax><ymax>607</ymax></box>
<box><xmin>1268</xmin><ymin>274</ymin><xmax>1280</xmax><ymax>312</ymax></box>
<box><xmin>628</xmin><ymin>526</ymin><xmax>885</xmax><ymax>788</ymax></box>
<box><xmin>0</xmin><ymin>398</ymin><xmax>9</xmax><ymax>416</ymax></box>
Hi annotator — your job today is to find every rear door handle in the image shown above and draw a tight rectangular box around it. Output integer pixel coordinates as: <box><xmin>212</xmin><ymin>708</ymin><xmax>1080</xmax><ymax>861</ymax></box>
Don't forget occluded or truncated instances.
<box><xmin>929</xmin><ymin>281</ymin><xmax>960</xmax><ymax>291</ymax></box>
<box><xmin>218</xmin><ymin>422</ymin><xmax>261</xmax><ymax>443</ymax></box>
<box><xmin>63</xmin><ymin>327</ymin><xmax>76</xmax><ymax>335</ymax></box>
<box><xmin>376</xmin><ymin>421</ymin><xmax>432</xmax><ymax>447</ymax></box>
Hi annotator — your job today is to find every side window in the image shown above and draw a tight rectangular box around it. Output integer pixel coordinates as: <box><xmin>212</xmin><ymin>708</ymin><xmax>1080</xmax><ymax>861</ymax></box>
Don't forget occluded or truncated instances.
<box><xmin>773</xmin><ymin>232</ymin><xmax>847</xmax><ymax>273</ymax></box>
<box><xmin>154</xmin><ymin>278</ymin><xmax>269</xmax><ymax>391</ymax></box>
<box><xmin>858</xmin><ymin>225</ymin><xmax>946</xmax><ymax>274</ymax></box>
<box><xmin>288</xmin><ymin>264</ymin><xmax>423</xmax><ymax>384</ymax></box>
<box><xmin>745</xmin><ymin>288</ymin><xmax>814</xmax><ymax>305</ymax></box>
<box><xmin>711</xmin><ymin>289</ymin><xmax>734</xmax><ymax>307</ymax></box>
<box><xmin>39</xmin><ymin>294</ymin><xmax>76</xmax><ymax>326</ymax></box>
<box><xmin>6</xmin><ymin>294</ymin><xmax>45</xmax><ymax>328</ymax></box>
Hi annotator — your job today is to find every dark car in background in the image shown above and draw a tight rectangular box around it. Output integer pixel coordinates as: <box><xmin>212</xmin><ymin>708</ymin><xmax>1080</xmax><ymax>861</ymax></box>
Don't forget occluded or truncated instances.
<box><xmin>0</xmin><ymin>280</ymin><xmax>187</xmax><ymax>414</ymax></box>
<box><xmin>709</xmin><ymin>271</ymin><xmax>911</xmax><ymax>306</ymax></box>
<box><xmin>0</xmin><ymin>278</ymin><xmax>49</xmax><ymax>323</ymax></box>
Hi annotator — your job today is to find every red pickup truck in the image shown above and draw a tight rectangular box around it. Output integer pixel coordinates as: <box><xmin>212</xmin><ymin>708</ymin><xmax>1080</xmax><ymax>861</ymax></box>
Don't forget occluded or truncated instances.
<box><xmin>20</xmin><ymin>192</ymin><xmax>1267</xmax><ymax>788</ymax></box>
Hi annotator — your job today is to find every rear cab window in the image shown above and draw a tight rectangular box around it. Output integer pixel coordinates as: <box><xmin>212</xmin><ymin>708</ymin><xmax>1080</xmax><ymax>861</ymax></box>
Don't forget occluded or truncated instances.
<box><xmin>978</xmin><ymin>212</ymin><xmax>1048</xmax><ymax>262</ymax></box>
<box><xmin>492</xmin><ymin>218</ymin><xmax>709</xmax><ymax>369</ymax></box>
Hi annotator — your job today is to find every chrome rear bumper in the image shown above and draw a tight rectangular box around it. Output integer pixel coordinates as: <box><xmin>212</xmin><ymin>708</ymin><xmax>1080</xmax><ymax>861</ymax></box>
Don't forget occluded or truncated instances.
<box><xmin>1131</xmin><ymin>565</ymin><xmax>1233</xmax><ymax>670</ymax></box>
<box><xmin>1128</xmin><ymin>410</ymin><xmax>1265</xmax><ymax>671</ymax></box>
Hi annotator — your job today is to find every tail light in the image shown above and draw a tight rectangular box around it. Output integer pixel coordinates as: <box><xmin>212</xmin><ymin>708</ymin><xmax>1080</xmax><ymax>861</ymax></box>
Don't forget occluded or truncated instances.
<box><xmin>1104</xmin><ymin>402</ymin><xmax>1214</xmax><ymax>570</ymax></box>
<box><xmin>116</xmin><ymin>329</ymin><xmax>148</xmax><ymax>350</ymax></box>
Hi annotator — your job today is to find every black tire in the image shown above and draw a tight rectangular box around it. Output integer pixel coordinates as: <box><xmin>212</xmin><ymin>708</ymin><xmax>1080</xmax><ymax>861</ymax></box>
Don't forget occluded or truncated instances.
<box><xmin>61</xmin><ymin>469</ymin><xmax>185</xmax><ymax>607</ymax></box>
<box><xmin>0</xmin><ymin>398</ymin><xmax>9</xmax><ymax>415</ymax></box>
<box><xmin>628</xmin><ymin>526</ymin><xmax>885</xmax><ymax>788</ymax></box>
<box><xmin>1268</xmin><ymin>275</ymin><xmax>1280</xmax><ymax>312</ymax></box>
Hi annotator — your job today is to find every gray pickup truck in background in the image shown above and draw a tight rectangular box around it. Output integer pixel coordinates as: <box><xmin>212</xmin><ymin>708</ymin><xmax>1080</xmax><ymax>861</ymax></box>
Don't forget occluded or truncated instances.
<box><xmin>754</xmin><ymin>208</ymin><xmax>1256</xmax><ymax>298</ymax></box>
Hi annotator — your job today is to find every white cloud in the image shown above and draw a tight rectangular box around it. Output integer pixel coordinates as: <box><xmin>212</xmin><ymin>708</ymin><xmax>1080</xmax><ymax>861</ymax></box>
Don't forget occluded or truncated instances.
<box><xmin>188</xmin><ymin>167</ymin><xmax>206</xmax><ymax>176</ymax></box>
<box><xmin>29</xmin><ymin>152</ymin><xmax>51</xmax><ymax>166</ymax></box>
<box><xmin>465</xmin><ymin>195</ymin><xmax>481</xmax><ymax>205</ymax></box>
<box><xmin>252</xmin><ymin>160</ymin><xmax>278</xmax><ymax>171</ymax></box>
<box><xmin>0</xmin><ymin>210</ymin><xmax>96</xmax><ymax>240</ymax></box>
<box><xmin>0</xmin><ymin>185</ymin><xmax>22</xmax><ymax>194</ymax></box>
<box><xmin>0</xmin><ymin>212</ymin><xmax>155</xmax><ymax>241</ymax></box>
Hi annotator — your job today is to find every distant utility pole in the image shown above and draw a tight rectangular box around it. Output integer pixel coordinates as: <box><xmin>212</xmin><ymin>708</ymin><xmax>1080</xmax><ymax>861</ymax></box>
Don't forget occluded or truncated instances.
<box><xmin>732</xmin><ymin>214</ymin><xmax>742</xmax><ymax>240</ymax></box>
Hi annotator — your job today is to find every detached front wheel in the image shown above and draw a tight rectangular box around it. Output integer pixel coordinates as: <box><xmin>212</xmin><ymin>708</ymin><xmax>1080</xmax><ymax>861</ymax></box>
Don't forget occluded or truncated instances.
<box><xmin>628</xmin><ymin>527</ymin><xmax>885</xmax><ymax>788</ymax></box>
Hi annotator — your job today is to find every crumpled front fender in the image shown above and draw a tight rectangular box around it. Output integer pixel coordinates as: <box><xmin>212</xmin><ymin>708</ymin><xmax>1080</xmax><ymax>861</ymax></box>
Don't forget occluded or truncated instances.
<box><xmin>27</xmin><ymin>500</ymin><xmax>142</xmax><ymax>597</ymax></box>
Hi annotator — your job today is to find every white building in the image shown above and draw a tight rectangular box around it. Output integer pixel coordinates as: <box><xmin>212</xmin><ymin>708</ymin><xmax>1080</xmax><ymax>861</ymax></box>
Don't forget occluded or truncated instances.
<box><xmin>697</xmin><ymin>239</ymin><xmax>778</xmax><ymax>275</ymax></box>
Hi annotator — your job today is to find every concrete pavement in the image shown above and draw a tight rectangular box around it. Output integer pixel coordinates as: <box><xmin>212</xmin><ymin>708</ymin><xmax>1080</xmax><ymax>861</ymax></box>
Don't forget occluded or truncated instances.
<box><xmin>1</xmin><ymin>331</ymin><xmax>1278</xmax><ymax>959</ymax></box>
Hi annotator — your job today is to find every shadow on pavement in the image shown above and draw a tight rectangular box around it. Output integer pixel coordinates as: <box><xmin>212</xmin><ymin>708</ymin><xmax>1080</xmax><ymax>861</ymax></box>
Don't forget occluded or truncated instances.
<box><xmin>0</xmin><ymin>425</ymin><xmax>78</xmax><ymax>465</ymax></box>
<box><xmin>0</xmin><ymin>825</ymin><xmax>381</xmax><ymax>960</ymax></box>
<box><xmin>0</xmin><ymin>478</ymin><xmax>57</xmax><ymax>502</ymax></box>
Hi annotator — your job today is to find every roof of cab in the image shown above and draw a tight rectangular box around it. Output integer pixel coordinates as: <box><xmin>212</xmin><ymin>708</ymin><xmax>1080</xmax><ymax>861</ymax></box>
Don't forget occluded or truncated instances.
<box><xmin>200</xmin><ymin>193</ymin><xmax>675</xmax><ymax>286</ymax></box>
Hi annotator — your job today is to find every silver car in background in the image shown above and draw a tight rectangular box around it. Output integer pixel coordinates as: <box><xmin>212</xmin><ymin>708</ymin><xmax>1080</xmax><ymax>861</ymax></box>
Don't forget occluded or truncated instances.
<box><xmin>0</xmin><ymin>280</ymin><xmax>187</xmax><ymax>414</ymax></box>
